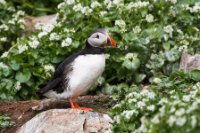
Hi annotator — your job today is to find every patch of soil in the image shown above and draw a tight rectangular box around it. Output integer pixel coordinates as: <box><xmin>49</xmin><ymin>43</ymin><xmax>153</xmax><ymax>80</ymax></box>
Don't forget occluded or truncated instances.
<box><xmin>0</xmin><ymin>95</ymin><xmax>114</xmax><ymax>133</ymax></box>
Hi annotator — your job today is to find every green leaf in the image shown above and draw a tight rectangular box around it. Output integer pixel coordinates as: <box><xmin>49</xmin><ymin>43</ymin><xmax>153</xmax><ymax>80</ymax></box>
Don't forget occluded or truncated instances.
<box><xmin>165</xmin><ymin>48</ymin><xmax>180</xmax><ymax>62</ymax></box>
<box><xmin>122</xmin><ymin>58</ymin><xmax>140</xmax><ymax>71</ymax></box>
<box><xmin>2</xmin><ymin>67</ymin><xmax>11</xmax><ymax>77</ymax></box>
<box><xmin>15</xmin><ymin>69</ymin><xmax>31</xmax><ymax>83</ymax></box>
<box><xmin>9</xmin><ymin>60</ymin><xmax>20</xmax><ymax>70</ymax></box>
<box><xmin>189</xmin><ymin>70</ymin><xmax>200</xmax><ymax>81</ymax></box>
<box><xmin>134</xmin><ymin>73</ymin><xmax>146</xmax><ymax>83</ymax></box>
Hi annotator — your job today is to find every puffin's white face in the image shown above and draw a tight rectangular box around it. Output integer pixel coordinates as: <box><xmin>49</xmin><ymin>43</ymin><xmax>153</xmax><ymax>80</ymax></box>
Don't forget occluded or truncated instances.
<box><xmin>87</xmin><ymin>31</ymin><xmax>116</xmax><ymax>48</ymax></box>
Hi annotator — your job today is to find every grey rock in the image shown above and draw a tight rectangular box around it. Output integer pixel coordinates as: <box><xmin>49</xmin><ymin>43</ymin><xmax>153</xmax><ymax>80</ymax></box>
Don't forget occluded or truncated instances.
<box><xmin>17</xmin><ymin>109</ymin><xmax>112</xmax><ymax>133</ymax></box>
<box><xmin>180</xmin><ymin>53</ymin><xmax>200</xmax><ymax>72</ymax></box>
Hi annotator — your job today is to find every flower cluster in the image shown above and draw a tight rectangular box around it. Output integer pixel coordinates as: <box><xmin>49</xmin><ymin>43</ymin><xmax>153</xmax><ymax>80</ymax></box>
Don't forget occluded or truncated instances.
<box><xmin>0</xmin><ymin>8</ymin><xmax>25</xmax><ymax>54</ymax></box>
<box><xmin>110</xmin><ymin>73</ymin><xmax>200</xmax><ymax>132</ymax></box>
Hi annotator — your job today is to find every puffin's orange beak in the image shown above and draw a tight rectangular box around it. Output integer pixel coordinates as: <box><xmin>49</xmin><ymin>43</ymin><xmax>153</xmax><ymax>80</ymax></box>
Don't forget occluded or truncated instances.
<box><xmin>109</xmin><ymin>35</ymin><xmax>117</xmax><ymax>48</ymax></box>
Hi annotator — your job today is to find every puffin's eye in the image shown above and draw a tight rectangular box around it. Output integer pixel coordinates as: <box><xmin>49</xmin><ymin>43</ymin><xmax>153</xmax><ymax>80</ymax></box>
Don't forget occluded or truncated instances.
<box><xmin>96</xmin><ymin>34</ymin><xmax>99</xmax><ymax>39</ymax></box>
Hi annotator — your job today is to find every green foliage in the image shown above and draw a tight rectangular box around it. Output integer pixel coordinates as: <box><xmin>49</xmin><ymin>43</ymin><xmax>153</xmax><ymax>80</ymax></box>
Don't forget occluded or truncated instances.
<box><xmin>0</xmin><ymin>114</ymin><xmax>15</xmax><ymax>129</ymax></box>
<box><xmin>6</xmin><ymin>0</ymin><xmax>62</xmax><ymax>16</ymax></box>
<box><xmin>109</xmin><ymin>71</ymin><xmax>200</xmax><ymax>133</ymax></box>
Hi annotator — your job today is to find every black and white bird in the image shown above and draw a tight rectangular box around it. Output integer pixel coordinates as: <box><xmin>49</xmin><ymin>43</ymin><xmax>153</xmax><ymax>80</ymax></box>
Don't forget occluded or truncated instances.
<box><xmin>37</xmin><ymin>29</ymin><xmax>116</xmax><ymax>110</ymax></box>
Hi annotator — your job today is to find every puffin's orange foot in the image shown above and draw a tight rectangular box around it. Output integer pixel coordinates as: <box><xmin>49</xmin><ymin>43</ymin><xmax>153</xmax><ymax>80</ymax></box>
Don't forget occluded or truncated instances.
<box><xmin>74</xmin><ymin>106</ymin><xmax>93</xmax><ymax>111</ymax></box>
<box><xmin>68</xmin><ymin>98</ymin><xmax>93</xmax><ymax>111</ymax></box>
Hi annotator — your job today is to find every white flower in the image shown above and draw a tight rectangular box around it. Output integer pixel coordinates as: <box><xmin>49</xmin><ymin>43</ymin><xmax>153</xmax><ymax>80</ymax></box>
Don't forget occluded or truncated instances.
<box><xmin>18</xmin><ymin>45</ymin><xmax>28</xmax><ymax>53</ymax></box>
<box><xmin>147</xmin><ymin>92</ymin><xmax>156</xmax><ymax>99</ymax></box>
<box><xmin>8</xmin><ymin>19</ymin><xmax>16</xmax><ymax>25</ymax></box>
<box><xmin>42</xmin><ymin>24</ymin><xmax>54</xmax><ymax>33</ymax></box>
<box><xmin>18</xmin><ymin>19</ymin><xmax>25</xmax><ymax>25</ymax></box>
<box><xmin>137</xmin><ymin>101</ymin><xmax>146</xmax><ymax>109</ymax></box>
<box><xmin>73</xmin><ymin>4</ymin><xmax>83</xmax><ymax>12</ymax></box>
<box><xmin>187</xmin><ymin>3</ymin><xmax>200</xmax><ymax>13</ymax></box>
<box><xmin>29</xmin><ymin>37</ymin><xmax>40</xmax><ymax>49</ymax></box>
<box><xmin>104</xmin><ymin>0</ymin><xmax>110</xmax><ymax>5</ymax></box>
<box><xmin>113</xmin><ymin>115</ymin><xmax>120</xmax><ymax>124</ymax></box>
<box><xmin>1</xmin><ymin>52</ymin><xmax>8</xmax><ymax>58</ymax></box>
<box><xmin>34</xmin><ymin>23</ymin><xmax>43</xmax><ymax>30</ymax></box>
<box><xmin>44</xmin><ymin>64</ymin><xmax>55</xmax><ymax>72</ymax></box>
<box><xmin>0</xmin><ymin>62</ymin><xmax>8</xmax><ymax>68</ymax></box>
<box><xmin>57</xmin><ymin>2</ymin><xmax>65</xmax><ymax>9</ymax></box>
<box><xmin>159</xmin><ymin>106</ymin><xmax>166</xmax><ymax>116</ymax></box>
<box><xmin>175</xmin><ymin>108</ymin><xmax>185</xmax><ymax>116</ymax></box>
<box><xmin>126</xmin><ymin>1</ymin><xmax>149</xmax><ymax>9</ymax></box>
<box><xmin>91</xmin><ymin>1</ymin><xmax>101</xmax><ymax>9</ymax></box>
<box><xmin>136</xmin><ymin>117</ymin><xmax>147</xmax><ymax>132</ymax></box>
<box><xmin>100</xmin><ymin>11</ymin><xmax>108</xmax><ymax>16</ymax></box>
<box><xmin>0</xmin><ymin>0</ymin><xmax>6</xmax><ymax>4</ymax></box>
<box><xmin>38</xmin><ymin>31</ymin><xmax>48</xmax><ymax>38</ymax></box>
<box><xmin>16</xmin><ymin>10</ymin><xmax>25</xmax><ymax>16</ymax></box>
<box><xmin>122</xmin><ymin>110</ymin><xmax>138</xmax><ymax>120</ymax></box>
<box><xmin>128</xmin><ymin>98</ymin><xmax>137</xmax><ymax>103</ymax></box>
<box><xmin>151</xmin><ymin>114</ymin><xmax>160</xmax><ymax>124</ymax></box>
<box><xmin>182</xmin><ymin>95</ymin><xmax>191</xmax><ymax>102</ymax></box>
<box><xmin>113</xmin><ymin>0</ymin><xmax>121</xmax><ymax>5</ymax></box>
<box><xmin>115</xmin><ymin>20</ymin><xmax>126</xmax><ymax>27</ymax></box>
<box><xmin>176</xmin><ymin>117</ymin><xmax>186</xmax><ymax>126</ymax></box>
<box><xmin>147</xmin><ymin>105</ymin><xmax>155</xmax><ymax>111</ymax></box>
<box><xmin>66</xmin><ymin>0</ymin><xmax>75</xmax><ymax>5</ymax></box>
<box><xmin>49</xmin><ymin>33</ymin><xmax>60</xmax><ymax>41</ymax></box>
<box><xmin>167</xmin><ymin>115</ymin><xmax>176</xmax><ymax>127</ymax></box>
<box><xmin>191</xmin><ymin>116</ymin><xmax>197</xmax><ymax>128</ymax></box>
<box><xmin>145</xmin><ymin>14</ymin><xmax>154</xmax><ymax>23</ymax></box>
<box><xmin>0</xmin><ymin>24</ymin><xmax>8</xmax><ymax>31</ymax></box>
<box><xmin>15</xmin><ymin>81</ymin><xmax>21</xmax><ymax>91</ymax></box>
<box><xmin>140</xmin><ymin>89</ymin><xmax>149</xmax><ymax>96</ymax></box>
<box><xmin>177</xmin><ymin>29</ymin><xmax>183</xmax><ymax>34</ymax></box>
<box><xmin>133</xmin><ymin>26</ymin><xmax>141</xmax><ymax>33</ymax></box>
<box><xmin>0</xmin><ymin>37</ymin><xmax>7</xmax><ymax>42</ymax></box>
<box><xmin>164</xmin><ymin>25</ymin><xmax>174</xmax><ymax>36</ymax></box>
<box><xmin>125</xmin><ymin>53</ymin><xmax>134</xmax><ymax>60</ymax></box>
<box><xmin>180</xmin><ymin>40</ymin><xmax>189</xmax><ymax>45</ymax></box>
<box><xmin>186</xmin><ymin>102</ymin><xmax>198</xmax><ymax>113</ymax></box>
<box><xmin>107</xmin><ymin>1</ymin><xmax>113</xmax><ymax>9</ymax></box>
<box><xmin>81</xmin><ymin>7</ymin><xmax>92</xmax><ymax>15</ymax></box>
<box><xmin>61</xmin><ymin>37</ymin><xmax>72</xmax><ymax>47</ymax></box>
<box><xmin>152</xmin><ymin>77</ymin><xmax>162</xmax><ymax>84</ymax></box>
<box><xmin>170</xmin><ymin>107</ymin><xmax>176</xmax><ymax>113</ymax></box>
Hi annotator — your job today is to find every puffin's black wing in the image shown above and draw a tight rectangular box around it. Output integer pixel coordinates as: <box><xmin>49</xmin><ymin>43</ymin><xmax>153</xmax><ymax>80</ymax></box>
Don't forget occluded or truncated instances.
<box><xmin>37</xmin><ymin>50</ymin><xmax>84</xmax><ymax>95</ymax></box>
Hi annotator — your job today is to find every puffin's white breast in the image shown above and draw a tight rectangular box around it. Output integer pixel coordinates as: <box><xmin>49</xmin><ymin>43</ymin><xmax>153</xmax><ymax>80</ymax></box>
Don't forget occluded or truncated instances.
<box><xmin>44</xmin><ymin>54</ymin><xmax>105</xmax><ymax>99</ymax></box>
<box><xmin>68</xmin><ymin>54</ymin><xmax>105</xmax><ymax>97</ymax></box>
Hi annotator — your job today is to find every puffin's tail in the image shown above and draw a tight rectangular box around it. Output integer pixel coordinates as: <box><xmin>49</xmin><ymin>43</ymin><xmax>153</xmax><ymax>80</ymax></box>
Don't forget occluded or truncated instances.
<box><xmin>36</xmin><ymin>78</ymin><xmax>62</xmax><ymax>96</ymax></box>
<box><xmin>36</xmin><ymin>84</ymin><xmax>47</xmax><ymax>97</ymax></box>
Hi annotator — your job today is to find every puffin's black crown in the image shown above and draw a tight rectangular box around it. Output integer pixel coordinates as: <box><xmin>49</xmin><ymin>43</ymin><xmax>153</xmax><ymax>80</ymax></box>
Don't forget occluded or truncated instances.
<box><xmin>90</xmin><ymin>29</ymin><xmax>107</xmax><ymax>36</ymax></box>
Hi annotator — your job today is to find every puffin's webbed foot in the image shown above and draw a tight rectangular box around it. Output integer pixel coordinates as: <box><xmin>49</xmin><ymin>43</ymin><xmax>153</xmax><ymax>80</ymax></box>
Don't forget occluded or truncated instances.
<box><xmin>68</xmin><ymin>98</ymin><xmax>93</xmax><ymax>111</ymax></box>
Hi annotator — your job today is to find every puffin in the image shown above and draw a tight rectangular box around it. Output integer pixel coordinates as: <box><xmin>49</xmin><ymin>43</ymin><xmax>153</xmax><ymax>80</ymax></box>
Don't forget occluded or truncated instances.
<box><xmin>37</xmin><ymin>29</ymin><xmax>116</xmax><ymax>111</ymax></box>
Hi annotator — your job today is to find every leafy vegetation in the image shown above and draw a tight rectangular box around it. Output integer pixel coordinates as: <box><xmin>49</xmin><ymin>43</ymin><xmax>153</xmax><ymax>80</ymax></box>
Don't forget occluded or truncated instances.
<box><xmin>109</xmin><ymin>71</ymin><xmax>200</xmax><ymax>132</ymax></box>
<box><xmin>0</xmin><ymin>0</ymin><xmax>200</xmax><ymax>132</ymax></box>
<box><xmin>0</xmin><ymin>114</ymin><xmax>15</xmax><ymax>129</ymax></box>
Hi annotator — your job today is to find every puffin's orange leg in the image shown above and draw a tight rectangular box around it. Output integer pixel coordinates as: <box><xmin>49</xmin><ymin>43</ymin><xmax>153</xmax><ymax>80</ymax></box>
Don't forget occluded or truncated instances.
<box><xmin>68</xmin><ymin>98</ymin><xmax>93</xmax><ymax>111</ymax></box>
<box><xmin>69</xmin><ymin>98</ymin><xmax>75</xmax><ymax>108</ymax></box>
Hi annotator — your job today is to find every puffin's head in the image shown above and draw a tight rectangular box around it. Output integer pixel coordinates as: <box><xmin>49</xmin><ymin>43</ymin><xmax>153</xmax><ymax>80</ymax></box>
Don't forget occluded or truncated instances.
<box><xmin>87</xmin><ymin>29</ymin><xmax>117</xmax><ymax>48</ymax></box>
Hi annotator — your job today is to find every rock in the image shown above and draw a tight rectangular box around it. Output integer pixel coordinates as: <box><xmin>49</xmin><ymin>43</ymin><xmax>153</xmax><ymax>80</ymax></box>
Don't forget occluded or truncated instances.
<box><xmin>180</xmin><ymin>53</ymin><xmax>200</xmax><ymax>72</ymax></box>
<box><xmin>16</xmin><ymin>109</ymin><xmax>112</xmax><ymax>133</ymax></box>
<box><xmin>24</xmin><ymin>14</ymin><xmax>57</xmax><ymax>32</ymax></box>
